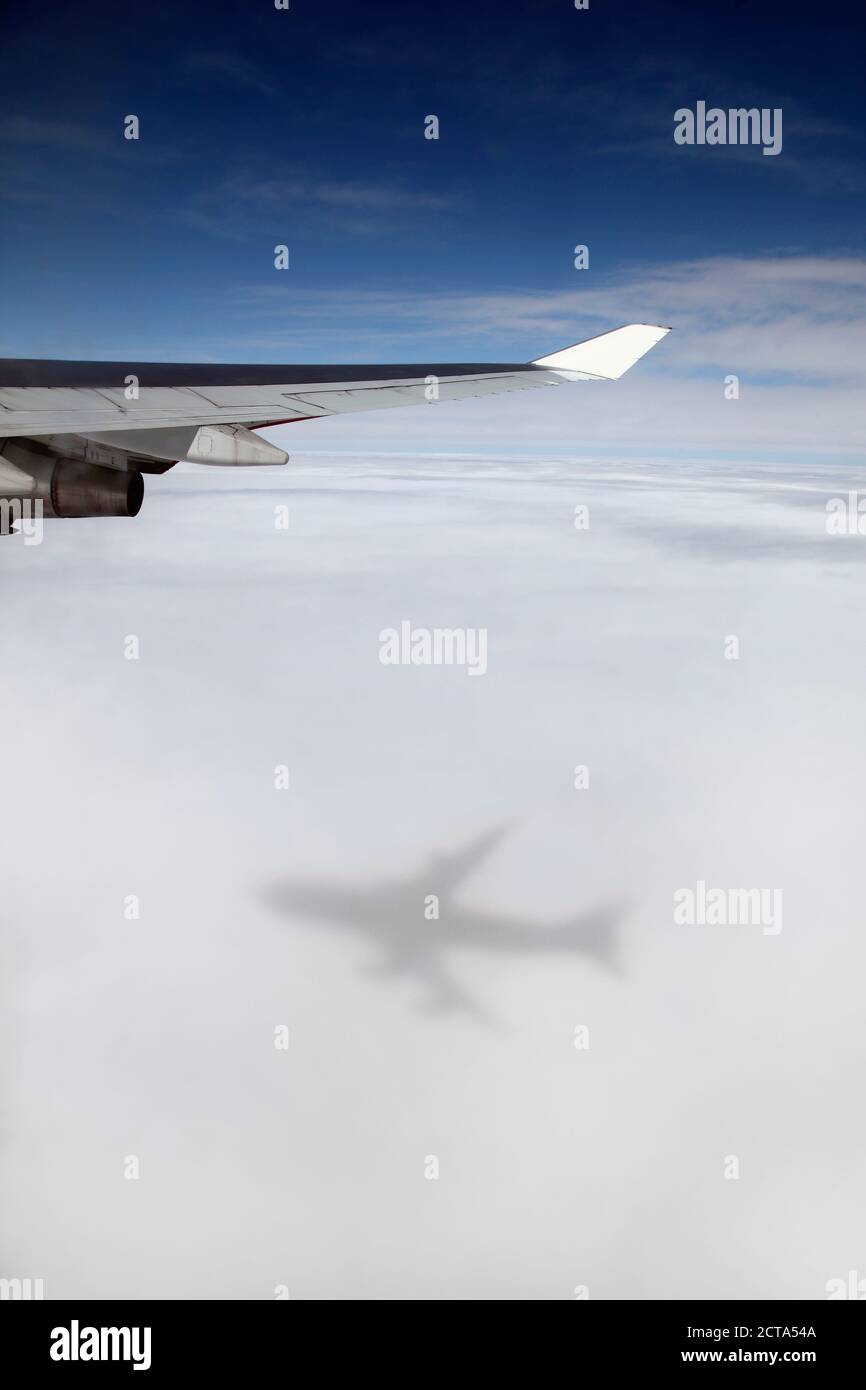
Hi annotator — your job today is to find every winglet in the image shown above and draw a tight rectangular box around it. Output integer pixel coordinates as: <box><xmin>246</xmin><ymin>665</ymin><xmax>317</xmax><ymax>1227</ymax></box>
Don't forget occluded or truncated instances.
<box><xmin>532</xmin><ymin>323</ymin><xmax>671</xmax><ymax>381</ymax></box>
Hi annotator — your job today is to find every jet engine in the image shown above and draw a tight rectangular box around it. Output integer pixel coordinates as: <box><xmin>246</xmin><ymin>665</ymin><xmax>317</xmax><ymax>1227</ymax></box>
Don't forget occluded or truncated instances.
<box><xmin>0</xmin><ymin>440</ymin><xmax>144</xmax><ymax>520</ymax></box>
<box><xmin>46</xmin><ymin>459</ymin><xmax>144</xmax><ymax>518</ymax></box>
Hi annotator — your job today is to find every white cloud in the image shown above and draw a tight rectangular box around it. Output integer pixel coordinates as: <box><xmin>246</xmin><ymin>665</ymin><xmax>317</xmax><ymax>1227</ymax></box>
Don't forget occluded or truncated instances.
<box><xmin>2</xmin><ymin>454</ymin><xmax>865</xmax><ymax>1297</ymax></box>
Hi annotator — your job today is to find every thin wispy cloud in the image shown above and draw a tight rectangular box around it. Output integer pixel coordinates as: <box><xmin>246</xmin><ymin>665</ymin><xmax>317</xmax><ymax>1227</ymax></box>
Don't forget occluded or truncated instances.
<box><xmin>184</xmin><ymin>50</ymin><xmax>279</xmax><ymax>98</ymax></box>
<box><xmin>0</xmin><ymin>116</ymin><xmax>112</xmax><ymax>154</ymax></box>
<box><xmin>172</xmin><ymin>170</ymin><xmax>457</xmax><ymax>241</ymax></box>
<box><xmin>227</xmin><ymin>254</ymin><xmax>866</xmax><ymax>384</ymax></box>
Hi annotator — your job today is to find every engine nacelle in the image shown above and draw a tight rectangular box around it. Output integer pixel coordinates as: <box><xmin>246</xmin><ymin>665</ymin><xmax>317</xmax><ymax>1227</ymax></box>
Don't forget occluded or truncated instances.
<box><xmin>48</xmin><ymin>459</ymin><xmax>144</xmax><ymax>518</ymax></box>
<box><xmin>0</xmin><ymin>441</ymin><xmax>144</xmax><ymax>520</ymax></box>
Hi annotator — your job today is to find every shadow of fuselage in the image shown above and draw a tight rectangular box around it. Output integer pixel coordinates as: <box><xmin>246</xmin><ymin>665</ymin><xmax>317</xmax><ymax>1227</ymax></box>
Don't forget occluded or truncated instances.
<box><xmin>260</xmin><ymin>827</ymin><xmax>624</xmax><ymax>1019</ymax></box>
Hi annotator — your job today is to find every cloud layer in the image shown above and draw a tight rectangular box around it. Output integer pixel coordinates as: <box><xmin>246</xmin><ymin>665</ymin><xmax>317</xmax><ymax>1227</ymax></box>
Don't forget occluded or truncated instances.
<box><xmin>2</xmin><ymin>452</ymin><xmax>865</xmax><ymax>1297</ymax></box>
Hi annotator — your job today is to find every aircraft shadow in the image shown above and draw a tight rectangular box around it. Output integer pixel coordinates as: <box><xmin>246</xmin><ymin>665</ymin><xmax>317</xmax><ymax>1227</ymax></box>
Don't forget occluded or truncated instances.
<box><xmin>260</xmin><ymin>826</ymin><xmax>625</xmax><ymax>1023</ymax></box>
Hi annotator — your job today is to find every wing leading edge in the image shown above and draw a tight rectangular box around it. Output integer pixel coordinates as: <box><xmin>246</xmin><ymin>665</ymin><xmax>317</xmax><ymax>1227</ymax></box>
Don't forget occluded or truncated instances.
<box><xmin>0</xmin><ymin>324</ymin><xmax>670</xmax><ymax>446</ymax></box>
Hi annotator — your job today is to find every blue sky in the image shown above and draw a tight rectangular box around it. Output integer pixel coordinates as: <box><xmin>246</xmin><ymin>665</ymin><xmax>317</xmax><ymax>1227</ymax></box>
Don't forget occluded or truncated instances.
<box><xmin>1</xmin><ymin>0</ymin><xmax>864</xmax><ymax>365</ymax></box>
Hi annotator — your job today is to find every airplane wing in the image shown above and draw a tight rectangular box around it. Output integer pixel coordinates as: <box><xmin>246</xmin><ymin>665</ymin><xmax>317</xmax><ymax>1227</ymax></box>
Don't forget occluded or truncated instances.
<box><xmin>426</xmin><ymin>825</ymin><xmax>510</xmax><ymax>896</ymax></box>
<box><xmin>0</xmin><ymin>323</ymin><xmax>669</xmax><ymax>523</ymax></box>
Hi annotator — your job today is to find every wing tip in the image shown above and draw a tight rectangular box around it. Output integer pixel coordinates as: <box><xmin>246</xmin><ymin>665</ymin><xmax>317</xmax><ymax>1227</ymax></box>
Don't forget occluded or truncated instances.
<box><xmin>531</xmin><ymin>322</ymin><xmax>672</xmax><ymax>379</ymax></box>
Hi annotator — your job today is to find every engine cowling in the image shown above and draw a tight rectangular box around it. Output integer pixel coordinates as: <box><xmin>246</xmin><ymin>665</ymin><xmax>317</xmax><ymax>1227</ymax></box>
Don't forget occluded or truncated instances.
<box><xmin>0</xmin><ymin>441</ymin><xmax>144</xmax><ymax>519</ymax></box>
<box><xmin>49</xmin><ymin>459</ymin><xmax>144</xmax><ymax>518</ymax></box>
